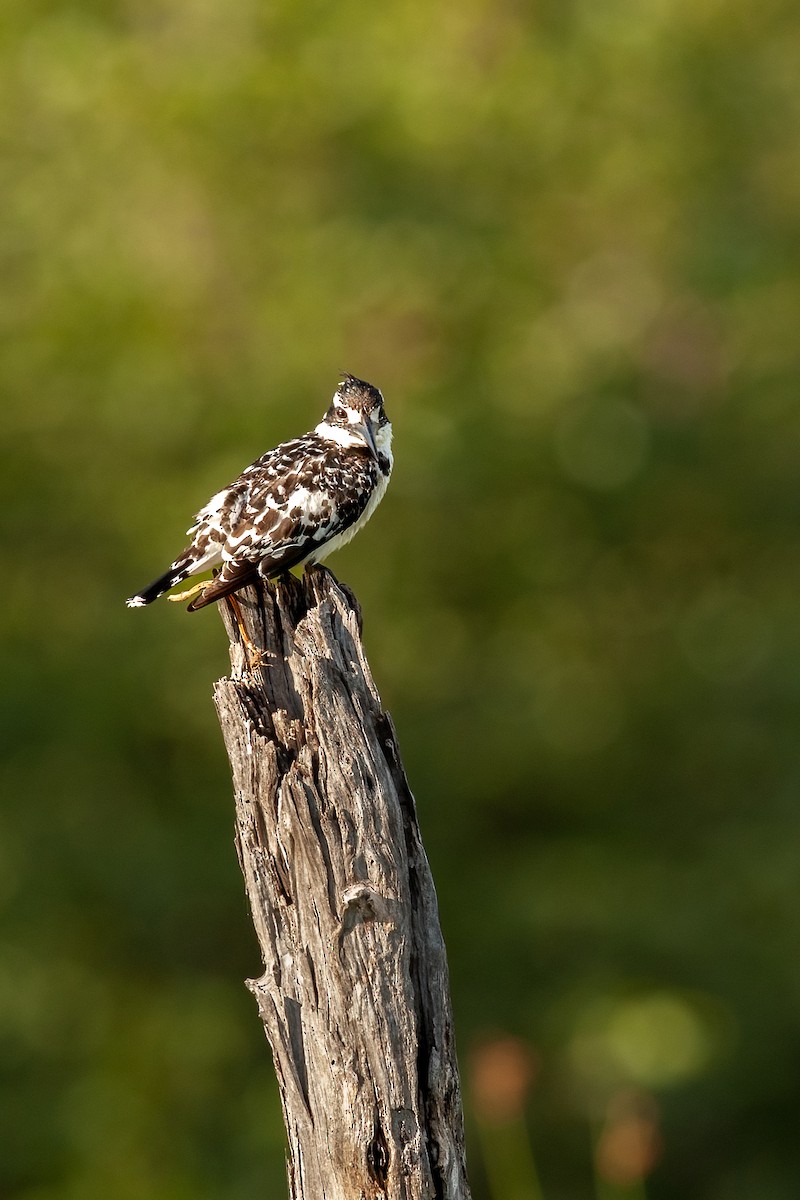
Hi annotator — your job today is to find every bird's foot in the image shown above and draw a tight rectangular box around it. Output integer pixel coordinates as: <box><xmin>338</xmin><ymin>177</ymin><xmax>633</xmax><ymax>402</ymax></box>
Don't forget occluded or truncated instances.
<box><xmin>226</xmin><ymin>593</ymin><xmax>275</xmax><ymax>672</ymax></box>
<box><xmin>244</xmin><ymin>643</ymin><xmax>276</xmax><ymax>671</ymax></box>
<box><xmin>167</xmin><ymin>580</ymin><xmax>209</xmax><ymax>604</ymax></box>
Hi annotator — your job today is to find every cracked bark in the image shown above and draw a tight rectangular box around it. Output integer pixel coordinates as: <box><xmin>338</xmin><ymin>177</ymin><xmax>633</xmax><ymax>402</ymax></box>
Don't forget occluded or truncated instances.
<box><xmin>212</xmin><ymin>567</ymin><xmax>471</xmax><ymax>1200</ymax></box>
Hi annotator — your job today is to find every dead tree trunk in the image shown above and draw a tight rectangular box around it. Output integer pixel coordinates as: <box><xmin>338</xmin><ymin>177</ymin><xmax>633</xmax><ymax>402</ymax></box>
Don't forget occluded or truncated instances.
<box><xmin>212</xmin><ymin>567</ymin><xmax>471</xmax><ymax>1200</ymax></box>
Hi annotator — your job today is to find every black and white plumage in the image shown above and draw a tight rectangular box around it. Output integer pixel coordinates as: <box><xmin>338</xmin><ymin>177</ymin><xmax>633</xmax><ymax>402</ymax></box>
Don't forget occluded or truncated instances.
<box><xmin>126</xmin><ymin>374</ymin><xmax>392</xmax><ymax>612</ymax></box>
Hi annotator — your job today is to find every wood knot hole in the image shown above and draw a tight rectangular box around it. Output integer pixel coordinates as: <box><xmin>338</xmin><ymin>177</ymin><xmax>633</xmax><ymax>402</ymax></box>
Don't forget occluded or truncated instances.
<box><xmin>367</xmin><ymin>1119</ymin><xmax>390</xmax><ymax>1188</ymax></box>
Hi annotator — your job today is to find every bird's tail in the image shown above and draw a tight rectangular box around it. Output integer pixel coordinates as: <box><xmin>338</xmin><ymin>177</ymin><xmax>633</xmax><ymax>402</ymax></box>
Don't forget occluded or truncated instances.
<box><xmin>125</xmin><ymin>562</ymin><xmax>191</xmax><ymax>608</ymax></box>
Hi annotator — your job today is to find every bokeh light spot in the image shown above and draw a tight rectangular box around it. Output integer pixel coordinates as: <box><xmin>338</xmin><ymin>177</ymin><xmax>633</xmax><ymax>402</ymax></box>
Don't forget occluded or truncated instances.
<box><xmin>556</xmin><ymin>399</ymin><xmax>649</xmax><ymax>490</ymax></box>
<box><xmin>677</xmin><ymin>588</ymin><xmax>771</xmax><ymax>683</ymax></box>
<box><xmin>568</xmin><ymin>990</ymin><xmax>726</xmax><ymax>1094</ymax></box>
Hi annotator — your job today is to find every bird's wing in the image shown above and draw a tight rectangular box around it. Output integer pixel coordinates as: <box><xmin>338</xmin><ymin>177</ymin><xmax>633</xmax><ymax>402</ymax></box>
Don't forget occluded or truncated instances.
<box><xmin>185</xmin><ymin>559</ymin><xmax>259</xmax><ymax>611</ymax></box>
<box><xmin>235</xmin><ymin>450</ymin><xmax>376</xmax><ymax>560</ymax></box>
<box><xmin>186</xmin><ymin>440</ymin><xmax>377</xmax><ymax>610</ymax></box>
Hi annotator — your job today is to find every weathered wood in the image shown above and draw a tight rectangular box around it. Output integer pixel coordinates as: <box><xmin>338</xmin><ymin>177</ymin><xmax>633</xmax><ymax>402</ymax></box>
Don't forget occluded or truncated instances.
<box><xmin>212</xmin><ymin>567</ymin><xmax>471</xmax><ymax>1200</ymax></box>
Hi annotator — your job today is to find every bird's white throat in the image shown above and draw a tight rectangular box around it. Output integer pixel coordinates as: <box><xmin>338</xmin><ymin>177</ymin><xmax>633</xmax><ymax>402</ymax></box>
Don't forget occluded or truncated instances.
<box><xmin>315</xmin><ymin>419</ymin><xmax>393</xmax><ymax>465</ymax></box>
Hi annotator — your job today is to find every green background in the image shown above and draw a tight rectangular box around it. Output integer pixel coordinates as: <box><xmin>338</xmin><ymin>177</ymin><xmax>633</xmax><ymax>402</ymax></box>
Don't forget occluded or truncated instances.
<box><xmin>2</xmin><ymin>1</ymin><xmax>800</xmax><ymax>1197</ymax></box>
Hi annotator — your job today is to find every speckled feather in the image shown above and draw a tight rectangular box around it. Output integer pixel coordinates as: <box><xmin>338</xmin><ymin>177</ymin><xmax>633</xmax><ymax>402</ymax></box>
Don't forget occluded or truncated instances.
<box><xmin>126</xmin><ymin>375</ymin><xmax>392</xmax><ymax>611</ymax></box>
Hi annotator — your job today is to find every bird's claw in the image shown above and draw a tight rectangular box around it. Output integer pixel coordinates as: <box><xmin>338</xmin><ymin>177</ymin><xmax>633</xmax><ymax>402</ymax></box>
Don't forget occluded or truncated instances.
<box><xmin>243</xmin><ymin>644</ymin><xmax>276</xmax><ymax>672</ymax></box>
<box><xmin>167</xmin><ymin>580</ymin><xmax>209</xmax><ymax>604</ymax></box>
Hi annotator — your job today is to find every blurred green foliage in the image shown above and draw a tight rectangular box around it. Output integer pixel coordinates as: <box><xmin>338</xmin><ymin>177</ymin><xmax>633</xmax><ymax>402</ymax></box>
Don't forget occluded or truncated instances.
<box><xmin>2</xmin><ymin>0</ymin><xmax>800</xmax><ymax>1196</ymax></box>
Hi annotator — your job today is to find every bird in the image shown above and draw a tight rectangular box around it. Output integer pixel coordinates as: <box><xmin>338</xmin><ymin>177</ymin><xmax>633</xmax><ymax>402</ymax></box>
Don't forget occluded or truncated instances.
<box><xmin>126</xmin><ymin>374</ymin><xmax>392</xmax><ymax>612</ymax></box>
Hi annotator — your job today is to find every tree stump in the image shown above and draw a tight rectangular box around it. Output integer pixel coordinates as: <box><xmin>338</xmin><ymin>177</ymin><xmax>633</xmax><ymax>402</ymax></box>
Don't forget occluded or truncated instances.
<box><xmin>212</xmin><ymin>567</ymin><xmax>471</xmax><ymax>1200</ymax></box>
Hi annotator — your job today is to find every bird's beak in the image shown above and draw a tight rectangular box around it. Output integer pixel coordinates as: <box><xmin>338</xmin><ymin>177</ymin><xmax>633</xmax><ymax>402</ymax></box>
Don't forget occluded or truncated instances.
<box><xmin>359</xmin><ymin>417</ymin><xmax>379</xmax><ymax>461</ymax></box>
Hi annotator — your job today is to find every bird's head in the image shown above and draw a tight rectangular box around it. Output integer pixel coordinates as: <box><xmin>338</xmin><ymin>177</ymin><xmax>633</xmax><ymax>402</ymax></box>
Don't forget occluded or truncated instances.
<box><xmin>322</xmin><ymin>374</ymin><xmax>390</xmax><ymax>461</ymax></box>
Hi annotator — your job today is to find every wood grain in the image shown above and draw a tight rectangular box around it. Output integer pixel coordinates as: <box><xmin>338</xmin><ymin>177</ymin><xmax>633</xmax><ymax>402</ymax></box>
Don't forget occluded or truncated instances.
<box><xmin>213</xmin><ymin>567</ymin><xmax>471</xmax><ymax>1200</ymax></box>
